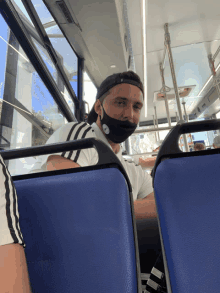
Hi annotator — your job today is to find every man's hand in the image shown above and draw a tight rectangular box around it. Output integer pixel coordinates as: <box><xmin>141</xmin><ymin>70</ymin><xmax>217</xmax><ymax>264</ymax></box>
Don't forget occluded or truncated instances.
<box><xmin>133</xmin><ymin>192</ymin><xmax>157</xmax><ymax>219</ymax></box>
<box><xmin>139</xmin><ymin>157</ymin><xmax>156</xmax><ymax>169</ymax></box>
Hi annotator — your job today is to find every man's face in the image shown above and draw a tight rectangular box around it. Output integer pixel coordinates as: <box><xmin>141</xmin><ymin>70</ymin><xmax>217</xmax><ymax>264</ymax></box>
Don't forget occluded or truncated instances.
<box><xmin>100</xmin><ymin>83</ymin><xmax>144</xmax><ymax>124</ymax></box>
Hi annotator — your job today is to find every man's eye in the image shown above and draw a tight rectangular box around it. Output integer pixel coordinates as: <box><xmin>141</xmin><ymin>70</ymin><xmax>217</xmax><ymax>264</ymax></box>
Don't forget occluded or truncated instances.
<box><xmin>134</xmin><ymin>105</ymin><xmax>141</xmax><ymax>111</ymax></box>
<box><xmin>117</xmin><ymin>101</ymin><xmax>126</xmax><ymax>106</ymax></box>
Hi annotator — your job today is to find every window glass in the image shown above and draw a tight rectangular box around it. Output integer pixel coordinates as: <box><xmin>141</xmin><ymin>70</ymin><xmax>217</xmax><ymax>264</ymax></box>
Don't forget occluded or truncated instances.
<box><xmin>0</xmin><ymin>15</ymin><xmax>8</xmax><ymax>125</ymax></box>
<box><xmin>48</xmin><ymin>33</ymin><xmax>78</xmax><ymax>96</ymax></box>
<box><xmin>0</xmin><ymin>14</ymin><xmax>67</xmax><ymax>176</ymax></box>
<box><xmin>31</xmin><ymin>0</ymin><xmax>78</xmax><ymax>96</ymax></box>
<box><xmin>11</xmin><ymin>0</ymin><xmax>73</xmax><ymax>90</ymax></box>
<box><xmin>31</xmin><ymin>0</ymin><xmax>54</xmax><ymax>24</ymax></box>
<box><xmin>12</xmin><ymin>0</ymin><xmax>35</xmax><ymax>26</ymax></box>
<box><xmin>83</xmin><ymin>72</ymin><xmax>97</xmax><ymax>114</ymax></box>
<box><xmin>31</xmin><ymin>37</ymin><xmax>57</xmax><ymax>82</ymax></box>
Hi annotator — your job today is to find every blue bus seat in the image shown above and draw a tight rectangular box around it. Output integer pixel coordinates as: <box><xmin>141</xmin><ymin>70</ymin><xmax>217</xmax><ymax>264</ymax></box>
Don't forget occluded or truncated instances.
<box><xmin>14</xmin><ymin>167</ymin><xmax>140</xmax><ymax>293</ymax></box>
<box><xmin>154</xmin><ymin>152</ymin><xmax>220</xmax><ymax>293</ymax></box>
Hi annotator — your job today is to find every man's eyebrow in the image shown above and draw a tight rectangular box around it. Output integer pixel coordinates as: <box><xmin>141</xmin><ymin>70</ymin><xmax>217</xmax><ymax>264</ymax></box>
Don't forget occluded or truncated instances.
<box><xmin>115</xmin><ymin>96</ymin><xmax>143</xmax><ymax>107</ymax></box>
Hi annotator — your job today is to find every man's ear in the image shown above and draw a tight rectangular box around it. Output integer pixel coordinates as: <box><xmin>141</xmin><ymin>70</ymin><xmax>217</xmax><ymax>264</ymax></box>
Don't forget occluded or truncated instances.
<box><xmin>94</xmin><ymin>100</ymin><xmax>102</xmax><ymax>117</ymax></box>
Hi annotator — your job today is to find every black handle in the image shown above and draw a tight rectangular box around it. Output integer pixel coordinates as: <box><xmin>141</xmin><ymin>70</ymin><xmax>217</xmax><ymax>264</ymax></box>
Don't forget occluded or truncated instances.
<box><xmin>151</xmin><ymin>119</ymin><xmax>220</xmax><ymax>181</ymax></box>
<box><xmin>0</xmin><ymin>138</ymin><xmax>132</xmax><ymax>192</ymax></box>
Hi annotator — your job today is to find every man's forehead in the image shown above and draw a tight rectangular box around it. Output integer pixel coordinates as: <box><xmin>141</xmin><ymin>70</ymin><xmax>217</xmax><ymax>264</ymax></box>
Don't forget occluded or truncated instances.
<box><xmin>109</xmin><ymin>83</ymin><xmax>143</xmax><ymax>101</ymax></box>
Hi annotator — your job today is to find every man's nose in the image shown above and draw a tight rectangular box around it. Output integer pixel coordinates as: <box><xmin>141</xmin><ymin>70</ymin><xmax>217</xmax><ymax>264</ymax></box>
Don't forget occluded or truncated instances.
<box><xmin>123</xmin><ymin>104</ymin><xmax>134</xmax><ymax>122</ymax></box>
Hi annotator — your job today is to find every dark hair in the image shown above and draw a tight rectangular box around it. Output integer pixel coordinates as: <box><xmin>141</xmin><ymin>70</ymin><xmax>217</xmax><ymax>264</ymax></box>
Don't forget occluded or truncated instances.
<box><xmin>118</xmin><ymin>71</ymin><xmax>144</xmax><ymax>93</ymax></box>
<box><xmin>194</xmin><ymin>143</ymin><xmax>206</xmax><ymax>151</ymax></box>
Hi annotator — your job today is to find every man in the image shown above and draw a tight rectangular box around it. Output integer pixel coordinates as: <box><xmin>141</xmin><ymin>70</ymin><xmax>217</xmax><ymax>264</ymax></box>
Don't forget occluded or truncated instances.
<box><xmin>0</xmin><ymin>155</ymin><xmax>32</xmax><ymax>292</ymax></box>
<box><xmin>30</xmin><ymin>71</ymin><xmax>164</xmax><ymax>293</ymax></box>
<box><xmin>31</xmin><ymin>71</ymin><xmax>156</xmax><ymax>219</ymax></box>
<box><xmin>194</xmin><ymin>142</ymin><xmax>206</xmax><ymax>151</ymax></box>
<box><xmin>213</xmin><ymin>135</ymin><xmax>220</xmax><ymax>149</ymax></box>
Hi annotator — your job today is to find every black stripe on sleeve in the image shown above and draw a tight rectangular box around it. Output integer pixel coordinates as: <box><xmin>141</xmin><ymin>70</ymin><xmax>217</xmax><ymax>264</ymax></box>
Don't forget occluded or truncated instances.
<box><xmin>61</xmin><ymin>122</ymin><xmax>81</xmax><ymax>157</ymax></box>
<box><xmin>73</xmin><ymin>126</ymin><xmax>92</xmax><ymax>163</ymax></box>
<box><xmin>0</xmin><ymin>159</ymin><xmax>19</xmax><ymax>244</ymax></box>
<box><xmin>67</xmin><ymin>122</ymin><xmax>88</xmax><ymax>160</ymax></box>
<box><xmin>12</xmin><ymin>184</ymin><xmax>25</xmax><ymax>246</ymax></box>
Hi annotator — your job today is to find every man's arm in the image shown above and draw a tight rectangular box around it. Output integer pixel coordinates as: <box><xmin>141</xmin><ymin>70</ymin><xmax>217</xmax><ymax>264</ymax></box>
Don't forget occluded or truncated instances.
<box><xmin>138</xmin><ymin>157</ymin><xmax>156</xmax><ymax>169</ymax></box>
<box><xmin>0</xmin><ymin>244</ymin><xmax>32</xmax><ymax>292</ymax></box>
<box><xmin>47</xmin><ymin>155</ymin><xmax>80</xmax><ymax>170</ymax></box>
<box><xmin>133</xmin><ymin>192</ymin><xmax>157</xmax><ymax>219</ymax></box>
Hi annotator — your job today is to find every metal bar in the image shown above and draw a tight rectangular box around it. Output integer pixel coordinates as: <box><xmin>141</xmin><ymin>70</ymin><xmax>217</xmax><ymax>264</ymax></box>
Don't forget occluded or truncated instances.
<box><xmin>0</xmin><ymin>0</ymin><xmax>76</xmax><ymax>122</ymax></box>
<box><xmin>162</xmin><ymin>44</ymin><xmax>167</xmax><ymax>70</ymax></box>
<box><xmin>152</xmin><ymin>115</ymin><xmax>157</xmax><ymax>141</ymax></box>
<box><xmin>77</xmin><ymin>58</ymin><xmax>85</xmax><ymax>121</ymax></box>
<box><xmin>125</xmin><ymin>138</ymin><xmax>131</xmax><ymax>155</ymax></box>
<box><xmin>84</xmin><ymin>101</ymin><xmax>90</xmax><ymax>113</ymax></box>
<box><xmin>182</xmin><ymin>102</ymin><xmax>188</xmax><ymax>122</ymax></box>
<box><xmin>164</xmin><ymin>100</ymin><xmax>171</xmax><ymax>126</ymax></box>
<box><xmin>139</xmin><ymin>115</ymin><xmax>195</xmax><ymax>127</ymax></box>
<box><xmin>43</xmin><ymin>20</ymin><xmax>56</xmax><ymax>29</ymax></box>
<box><xmin>182</xmin><ymin>102</ymin><xmax>194</xmax><ymax>144</ymax></box>
<box><xmin>160</xmin><ymin>62</ymin><xmax>171</xmax><ymax>126</ymax></box>
<box><xmin>21</xmin><ymin>0</ymin><xmax>80</xmax><ymax>112</ymax></box>
<box><xmin>208</xmin><ymin>54</ymin><xmax>220</xmax><ymax>101</ymax></box>
<box><xmin>129</xmin><ymin>152</ymin><xmax>159</xmax><ymax>157</ymax></box>
<box><xmin>164</xmin><ymin>24</ymin><xmax>183</xmax><ymax>121</ymax></box>
<box><xmin>164</xmin><ymin>23</ymin><xmax>188</xmax><ymax>152</ymax></box>
<box><xmin>134</xmin><ymin>126</ymin><xmax>173</xmax><ymax>134</ymax></box>
<box><xmin>175</xmin><ymin>112</ymin><xmax>178</xmax><ymax>122</ymax></box>
<box><xmin>0</xmin><ymin>99</ymin><xmax>51</xmax><ymax>139</ymax></box>
<box><xmin>154</xmin><ymin>106</ymin><xmax>160</xmax><ymax>140</ymax></box>
<box><xmin>213</xmin><ymin>45</ymin><xmax>220</xmax><ymax>61</ymax></box>
<box><xmin>47</xmin><ymin>34</ymin><xmax>64</xmax><ymax>38</ymax></box>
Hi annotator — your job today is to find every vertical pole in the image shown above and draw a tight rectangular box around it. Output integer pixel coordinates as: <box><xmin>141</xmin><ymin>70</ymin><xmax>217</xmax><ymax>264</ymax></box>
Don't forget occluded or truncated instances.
<box><xmin>125</xmin><ymin>138</ymin><xmax>131</xmax><ymax>155</ymax></box>
<box><xmin>208</xmin><ymin>54</ymin><xmax>220</xmax><ymax>101</ymax></box>
<box><xmin>160</xmin><ymin>62</ymin><xmax>171</xmax><ymax>126</ymax></box>
<box><xmin>154</xmin><ymin>106</ymin><xmax>160</xmax><ymax>141</ymax></box>
<box><xmin>182</xmin><ymin>101</ymin><xmax>193</xmax><ymax>145</ymax></box>
<box><xmin>77</xmin><ymin>58</ymin><xmax>85</xmax><ymax>121</ymax></box>
<box><xmin>153</xmin><ymin>115</ymin><xmax>157</xmax><ymax>141</ymax></box>
<box><xmin>176</xmin><ymin>112</ymin><xmax>178</xmax><ymax>123</ymax></box>
<box><xmin>182</xmin><ymin>102</ymin><xmax>188</xmax><ymax>122</ymax></box>
<box><xmin>164</xmin><ymin>23</ymin><xmax>189</xmax><ymax>152</ymax></box>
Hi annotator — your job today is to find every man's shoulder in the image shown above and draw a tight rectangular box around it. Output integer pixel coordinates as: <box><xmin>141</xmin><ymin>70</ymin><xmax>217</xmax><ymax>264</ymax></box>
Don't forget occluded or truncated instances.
<box><xmin>50</xmin><ymin>122</ymin><xmax>96</xmax><ymax>142</ymax></box>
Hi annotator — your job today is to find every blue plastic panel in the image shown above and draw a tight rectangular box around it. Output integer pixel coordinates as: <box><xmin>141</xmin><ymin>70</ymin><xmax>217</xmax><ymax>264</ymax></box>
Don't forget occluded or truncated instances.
<box><xmin>14</xmin><ymin>167</ymin><xmax>137</xmax><ymax>293</ymax></box>
<box><xmin>154</xmin><ymin>153</ymin><xmax>220</xmax><ymax>293</ymax></box>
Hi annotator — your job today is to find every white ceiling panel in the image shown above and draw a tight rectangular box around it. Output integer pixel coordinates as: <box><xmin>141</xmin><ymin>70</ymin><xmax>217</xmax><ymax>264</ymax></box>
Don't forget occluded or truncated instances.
<box><xmin>137</xmin><ymin>0</ymin><xmax>220</xmax><ymax>122</ymax></box>
<box><xmin>146</xmin><ymin>0</ymin><xmax>220</xmax><ymax>52</ymax></box>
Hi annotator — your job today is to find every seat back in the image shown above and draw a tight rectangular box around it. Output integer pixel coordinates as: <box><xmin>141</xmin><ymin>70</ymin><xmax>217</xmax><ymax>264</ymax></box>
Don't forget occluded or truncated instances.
<box><xmin>14</xmin><ymin>166</ymin><xmax>139</xmax><ymax>293</ymax></box>
<box><xmin>154</xmin><ymin>152</ymin><xmax>220</xmax><ymax>293</ymax></box>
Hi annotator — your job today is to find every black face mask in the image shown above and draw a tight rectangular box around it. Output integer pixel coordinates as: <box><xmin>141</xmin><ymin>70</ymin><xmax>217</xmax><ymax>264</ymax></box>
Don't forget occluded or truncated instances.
<box><xmin>100</xmin><ymin>106</ymin><xmax>137</xmax><ymax>143</ymax></box>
